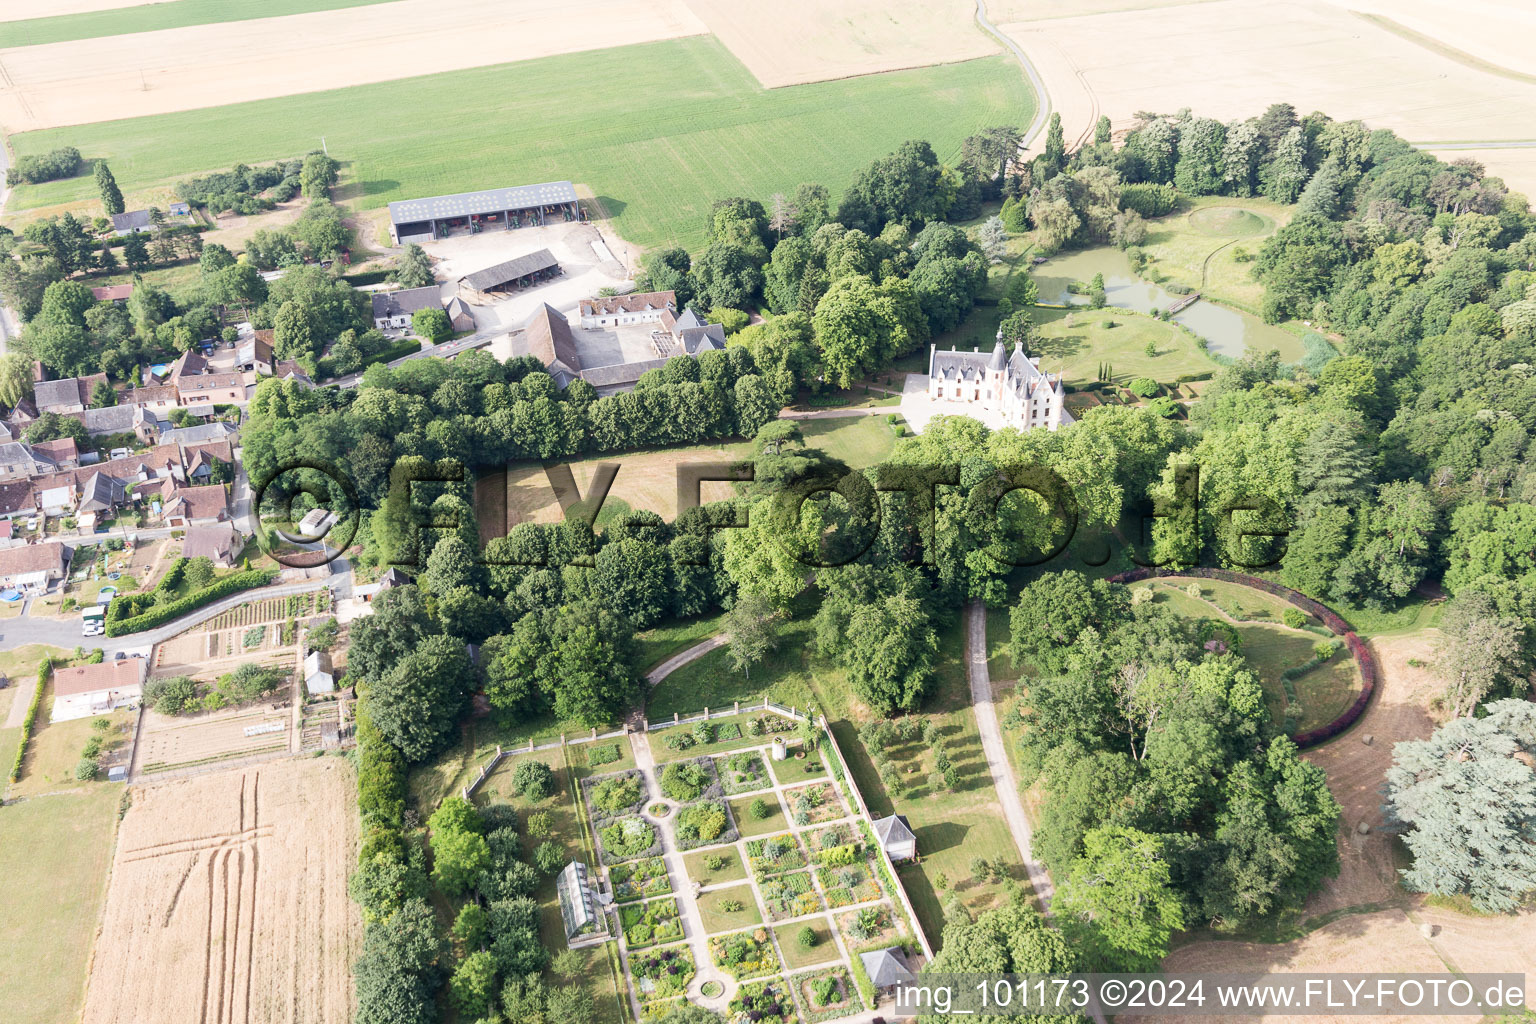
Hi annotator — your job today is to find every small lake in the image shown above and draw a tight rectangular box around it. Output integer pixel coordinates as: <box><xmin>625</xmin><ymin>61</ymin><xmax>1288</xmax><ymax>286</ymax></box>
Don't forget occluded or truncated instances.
<box><xmin>1032</xmin><ymin>247</ymin><xmax>1298</xmax><ymax>360</ymax></box>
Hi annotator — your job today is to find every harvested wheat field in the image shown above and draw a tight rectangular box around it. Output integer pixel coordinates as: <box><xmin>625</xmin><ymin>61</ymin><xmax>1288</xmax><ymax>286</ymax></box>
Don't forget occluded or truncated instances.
<box><xmin>82</xmin><ymin>758</ymin><xmax>359</xmax><ymax>1024</ymax></box>
<box><xmin>683</xmin><ymin>0</ymin><xmax>998</xmax><ymax>87</ymax></box>
<box><xmin>0</xmin><ymin>0</ymin><xmax>707</xmax><ymax>131</ymax></box>
<box><xmin>1300</xmin><ymin>631</ymin><xmax>1441</xmax><ymax>916</ymax></box>
<box><xmin>1137</xmin><ymin>910</ymin><xmax>1454</xmax><ymax>1024</ymax></box>
<box><xmin>1008</xmin><ymin>0</ymin><xmax>1536</xmax><ymax>175</ymax></box>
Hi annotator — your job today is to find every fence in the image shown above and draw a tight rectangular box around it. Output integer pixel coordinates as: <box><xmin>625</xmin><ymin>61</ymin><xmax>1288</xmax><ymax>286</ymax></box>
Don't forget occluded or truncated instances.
<box><xmin>460</xmin><ymin>724</ymin><xmax>631</xmax><ymax>800</ymax></box>
<box><xmin>1108</xmin><ymin>567</ymin><xmax>1380</xmax><ymax>749</ymax></box>
<box><xmin>643</xmin><ymin>697</ymin><xmax>809</xmax><ymax>734</ymax></box>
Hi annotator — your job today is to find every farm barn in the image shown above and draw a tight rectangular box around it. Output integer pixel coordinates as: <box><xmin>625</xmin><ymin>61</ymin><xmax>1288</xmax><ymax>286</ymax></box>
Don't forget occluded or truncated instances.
<box><xmin>458</xmin><ymin>249</ymin><xmax>562</xmax><ymax>301</ymax></box>
<box><xmin>387</xmin><ymin>180</ymin><xmax>580</xmax><ymax>244</ymax></box>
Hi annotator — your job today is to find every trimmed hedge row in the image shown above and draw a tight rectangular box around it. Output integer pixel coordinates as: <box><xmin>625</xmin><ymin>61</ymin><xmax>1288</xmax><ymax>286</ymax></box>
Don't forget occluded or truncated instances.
<box><xmin>1108</xmin><ymin>567</ymin><xmax>1377</xmax><ymax>748</ymax></box>
<box><xmin>8</xmin><ymin>656</ymin><xmax>52</xmax><ymax>783</ymax></box>
<box><xmin>105</xmin><ymin>569</ymin><xmax>278</xmax><ymax>636</ymax></box>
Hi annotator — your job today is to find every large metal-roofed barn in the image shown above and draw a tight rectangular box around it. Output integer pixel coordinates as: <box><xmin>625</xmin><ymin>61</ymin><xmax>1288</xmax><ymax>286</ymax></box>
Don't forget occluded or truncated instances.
<box><xmin>388</xmin><ymin>181</ymin><xmax>580</xmax><ymax>243</ymax></box>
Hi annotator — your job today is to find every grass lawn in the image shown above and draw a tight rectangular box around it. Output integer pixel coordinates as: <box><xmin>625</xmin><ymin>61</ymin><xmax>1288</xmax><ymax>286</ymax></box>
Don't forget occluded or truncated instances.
<box><xmin>1032</xmin><ymin>306</ymin><xmax>1218</xmax><ymax>387</ymax></box>
<box><xmin>774</xmin><ymin>920</ymin><xmax>840</xmax><ymax>969</ymax></box>
<box><xmin>794</xmin><ymin>416</ymin><xmax>899</xmax><ymax>469</ymax></box>
<box><xmin>986</xmin><ymin>605</ymin><xmax>1014</xmax><ymax>682</ymax></box>
<box><xmin>568</xmin><ymin>735</ymin><xmax>636</xmax><ymax>778</ymax></box>
<box><xmin>646</xmin><ymin>615</ymin><xmax>823</xmax><ymax>723</ymax></box>
<box><xmin>699</xmin><ymin>883</ymin><xmax>763</xmax><ymax>934</ymax></box>
<box><xmin>684</xmin><ymin>845</ymin><xmax>748</xmax><ymax>887</ymax></box>
<box><xmin>1138</xmin><ymin>197</ymin><xmax>1290</xmax><ymax>310</ymax></box>
<box><xmin>0</xmin><ymin>0</ymin><xmax>396</xmax><ymax>47</ymax></box>
<box><xmin>729</xmin><ymin>793</ymin><xmax>787</xmax><ymax>837</ymax></box>
<box><xmin>8</xmin><ymin>41</ymin><xmax>1033</xmax><ymax>253</ymax></box>
<box><xmin>635</xmin><ymin>613</ymin><xmax>726</xmax><ymax>675</ymax></box>
<box><xmin>11</xmin><ymin>699</ymin><xmax>132</xmax><ymax>799</ymax></box>
<box><xmin>767</xmin><ymin>750</ymin><xmax>827</xmax><ymax>786</ymax></box>
<box><xmin>0</xmin><ymin>787</ymin><xmax>121</xmax><ymax>1024</ymax></box>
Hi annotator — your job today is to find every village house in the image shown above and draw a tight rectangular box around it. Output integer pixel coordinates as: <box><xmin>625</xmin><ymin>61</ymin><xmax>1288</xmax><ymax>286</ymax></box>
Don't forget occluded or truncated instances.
<box><xmin>237</xmin><ymin>331</ymin><xmax>276</xmax><ymax>375</ymax></box>
<box><xmin>70</xmin><ymin>403</ymin><xmax>165</xmax><ymax>441</ymax></box>
<box><xmin>0</xmin><ymin>480</ymin><xmax>39</xmax><ymax>521</ymax></box>
<box><xmin>371</xmin><ymin>286</ymin><xmax>445</xmax><ymax>330</ymax></box>
<box><xmin>33</xmin><ymin>373</ymin><xmax>109</xmax><ymax>415</ymax></box>
<box><xmin>163</xmin><ymin>483</ymin><xmax>232</xmax><ymax>527</ymax></box>
<box><xmin>0</xmin><ymin>540</ymin><xmax>71</xmax><ymax>592</ymax></box>
<box><xmin>578</xmin><ymin>290</ymin><xmax>677</xmax><ymax>328</ymax></box>
<box><xmin>30</xmin><ymin>437</ymin><xmax>80</xmax><ymax>470</ymax></box>
<box><xmin>51</xmin><ymin>656</ymin><xmax>147</xmax><ymax>722</ymax></box>
<box><xmin>0</xmin><ymin>442</ymin><xmax>61</xmax><ymax>481</ymax></box>
<box><xmin>90</xmin><ymin>283</ymin><xmax>134</xmax><ymax>304</ymax></box>
<box><xmin>110</xmin><ymin>210</ymin><xmax>153</xmax><ymax>236</ymax></box>
<box><xmin>181</xmin><ymin>522</ymin><xmax>241</xmax><ymax>567</ymax></box>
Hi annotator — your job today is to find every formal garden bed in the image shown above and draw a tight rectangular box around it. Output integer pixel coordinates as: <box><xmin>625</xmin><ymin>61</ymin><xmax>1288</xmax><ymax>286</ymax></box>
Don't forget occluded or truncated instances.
<box><xmin>784</xmin><ymin>782</ymin><xmax>844</xmax><ymax>826</ymax></box>
<box><xmin>746</xmin><ymin>833</ymin><xmax>808</xmax><ymax>877</ymax></box>
<box><xmin>802</xmin><ymin>823</ymin><xmax>858</xmax><ymax>862</ymax></box>
<box><xmin>794</xmin><ymin>966</ymin><xmax>860</xmax><ymax>1022</ymax></box>
<box><xmin>628</xmin><ymin>943</ymin><xmax>695</xmax><ymax>1000</ymax></box>
<box><xmin>816</xmin><ymin>861</ymin><xmax>881</xmax><ymax>909</ymax></box>
<box><xmin>759</xmin><ymin>870</ymin><xmax>825</xmax><ymax>921</ymax></box>
<box><xmin>730</xmin><ymin>977</ymin><xmax>800</xmax><ymax>1024</ymax></box>
<box><xmin>834</xmin><ymin>904</ymin><xmax>903</xmax><ymax>949</ymax></box>
<box><xmin>714</xmin><ymin>750</ymin><xmax>772</xmax><ymax>795</ymax></box>
<box><xmin>675</xmin><ymin>798</ymin><xmax>740</xmax><ymax>851</ymax></box>
<box><xmin>598</xmin><ymin>815</ymin><xmax>661</xmax><ymax>864</ymax></box>
<box><xmin>621</xmin><ymin>897</ymin><xmax>683</xmax><ymax>948</ymax></box>
<box><xmin>583</xmin><ymin>769</ymin><xmax>647</xmax><ymax>825</ymax></box>
<box><xmin>701</xmin><ymin>884</ymin><xmax>763</xmax><ymax>933</ymax></box>
<box><xmin>610</xmin><ymin>856</ymin><xmax>672</xmax><ymax>902</ymax></box>
<box><xmin>710</xmin><ymin>927</ymin><xmax>780</xmax><ymax>980</ymax></box>
<box><xmin>651</xmin><ymin>711</ymin><xmax>798</xmax><ymax>762</ymax></box>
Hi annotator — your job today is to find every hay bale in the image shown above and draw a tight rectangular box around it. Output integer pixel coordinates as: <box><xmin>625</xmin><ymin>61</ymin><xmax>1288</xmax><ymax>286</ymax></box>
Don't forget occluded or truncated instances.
<box><xmin>1419</xmin><ymin>923</ymin><xmax>1437</xmax><ymax>938</ymax></box>
<box><xmin>1361</xmin><ymin>734</ymin><xmax>1374</xmax><ymax>746</ymax></box>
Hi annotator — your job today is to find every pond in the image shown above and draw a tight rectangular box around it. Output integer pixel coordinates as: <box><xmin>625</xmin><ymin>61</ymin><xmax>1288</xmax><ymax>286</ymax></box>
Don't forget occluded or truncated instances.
<box><xmin>1032</xmin><ymin>247</ymin><xmax>1300</xmax><ymax>360</ymax></box>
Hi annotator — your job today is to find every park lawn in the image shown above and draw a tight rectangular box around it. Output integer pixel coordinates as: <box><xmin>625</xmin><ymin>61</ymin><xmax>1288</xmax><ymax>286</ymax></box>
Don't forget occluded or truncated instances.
<box><xmin>0</xmin><ymin>727</ymin><xmax>21</xmax><ymax>784</ymax></box>
<box><xmin>684</xmin><ymin>845</ymin><xmax>748</xmax><ymax>887</ymax></box>
<box><xmin>10</xmin><ymin>699</ymin><xmax>132</xmax><ymax>799</ymax></box>
<box><xmin>0</xmin><ymin>786</ymin><xmax>121</xmax><ymax>1024</ymax></box>
<box><xmin>635</xmin><ymin>613</ymin><xmax>727</xmax><ymax>675</ymax></box>
<box><xmin>7</xmin><ymin>41</ymin><xmax>1033</xmax><ymax>253</ymax></box>
<box><xmin>1290</xmin><ymin>654</ymin><xmax>1364</xmax><ymax>734</ymax></box>
<box><xmin>774</xmin><ymin>920</ymin><xmax>840</xmax><ymax>969</ymax></box>
<box><xmin>699</xmin><ymin>883</ymin><xmax>763</xmax><ymax>934</ymax></box>
<box><xmin>768</xmin><ymin>751</ymin><xmax>827</xmax><ymax>786</ymax></box>
<box><xmin>568</xmin><ymin>736</ymin><xmax>636</xmax><ymax>778</ymax></box>
<box><xmin>0</xmin><ymin>643</ymin><xmax>70</xmax><ymax>698</ymax></box>
<box><xmin>815</xmin><ymin>618</ymin><xmax>1025</xmax><ymax>945</ymax></box>
<box><xmin>646</xmin><ymin>615</ymin><xmax>822</xmax><ymax>724</ymax></box>
<box><xmin>1032</xmin><ymin>306</ymin><xmax>1218</xmax><ymax>387</ymax></box>
<box><xmin>729</xmin><ymin>794</ymin><xmax>788</xmax><ymax>837</ymax></box>
<box><xmin>1138</xmin><ymin>197</ymin><xmax>1290</xmax><ymax>310</ymax></box>
<box><xmin>986</xmin><ymin>605</ymin><xmax>1014</xmax><ymax>683</ymax></box>
<box><xmin>794</xmin><ymin>415</ymin><xmax>900</xmax><ymax>469</ymax></box>
<box><xmin>0</xmin><ymin>0</ymin><xmax>396</xmax><ymax>46</ymax></box>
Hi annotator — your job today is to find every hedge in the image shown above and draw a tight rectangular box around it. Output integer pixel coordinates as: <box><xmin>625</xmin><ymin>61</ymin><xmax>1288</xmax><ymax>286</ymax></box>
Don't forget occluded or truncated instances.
<box><xmin>105</xmin><ymin>569</ymin><xmax>277</xmax><ymax>636</ymax></box>
<box><xmin>1108</xmin><ymin>567</ymin><xmax>1376</xmax><ymax>748</ymax></box>
<box><xmin>9</xmin><ymin>656</ymin><xmax>52</xmax><ymax>783</ymax></box>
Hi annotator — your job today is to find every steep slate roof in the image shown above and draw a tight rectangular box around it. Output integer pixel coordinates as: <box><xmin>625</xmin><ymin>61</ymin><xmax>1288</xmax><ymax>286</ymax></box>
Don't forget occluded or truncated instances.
<box><xmin>676</xmin><ymin>323</ymin><xmax>726</xmax><ymax>355</ymax></box>
<box><xmin>579</xmin><ymin>358</ymin><xmax>668</xmax><ymax>389</ymax></box>
<box><xmin>859</xmin><ymin>949</ymin><xmax>914</xmax><ymax>988</ymax></box>
<box><xmin>0</xmin><ymin>442</ymin><xmax>57</xmax><ymax>476</ymax></box>
<box><xmin>388</xmin><ymin>181</ymin><xmax>577</xmax><ymax>226</ymax></box>
<box><xmin>77</xmin><ymin>472</ymin><xmax>127</xmax><ymax>513</ymax></box>
<box><xmin>370</xmin><ymin>286</ymin><xmax>443</xmax><ymax>320</ymax></box>
<box><xmin>461</xmin><ymin>249</ymin><xmax>558</xmax><ymax>292</ymax></box>
<box><xmin>579</xmin><ymin>290</ymin><xmax>676</xmax><ymax>317</ymax></box>
<box><xmin>33</xmin><ymin>378</ymin><xmax>83</xmax><ymax>411</ymax></box>
<box><xmin>72</xmin><ymin>404</ymin><xmax>149</xmax><ymax>436</ymax></box>
<box><xmin>523</xmin><ymin>304</ymin><xmax>583</xmax><ymax>385</ymax></box>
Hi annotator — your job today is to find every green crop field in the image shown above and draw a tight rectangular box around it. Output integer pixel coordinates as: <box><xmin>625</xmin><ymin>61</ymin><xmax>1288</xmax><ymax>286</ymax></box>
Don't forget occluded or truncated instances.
<box><xmin>6</xmin><ymin>38</ymin><xmax>1033</xmax><ymax>252</ymax></box>
<box><xmin>0</xmin><ymin>0</ymin><xmax>395</xmax><ymax>48</ymax></box>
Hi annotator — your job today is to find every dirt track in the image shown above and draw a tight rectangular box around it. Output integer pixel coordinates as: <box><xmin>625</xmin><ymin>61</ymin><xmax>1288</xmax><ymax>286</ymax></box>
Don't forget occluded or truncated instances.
<box><xmin>82</xmin><ymin>758</ymin><xmax>359</xmax><ymax>1024</ymax></box>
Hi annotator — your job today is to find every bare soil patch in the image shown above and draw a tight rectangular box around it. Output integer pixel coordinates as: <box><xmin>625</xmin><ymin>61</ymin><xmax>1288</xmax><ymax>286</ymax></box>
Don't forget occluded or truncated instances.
<box><xmin>82</xmin><ymin>758</ymin><xmax>360</xmax><ymax>1024</ymax></box>
<box><xmin>1300</xmin><ymin>631</ymin><xmax>1440</xmax><ymax>916</ymax></box>
<box><xmin>1143</xmin><ymin>910</ymin><xmax>1451</xmax><ymax>1024</ymax></box>
<box><xmin>682</xmin><ymin>0</ymin><xmax>998</xmax><ymax>87</ymax></box>
<box><xmin>0</xmin><ymin>0</ymin><xmax>708</xmax><ymax>131</ymax></box>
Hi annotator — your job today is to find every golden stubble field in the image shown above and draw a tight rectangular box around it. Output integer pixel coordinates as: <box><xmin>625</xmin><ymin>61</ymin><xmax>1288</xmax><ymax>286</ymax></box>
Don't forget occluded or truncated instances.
<box><xmin>1005</xmin><ymin>0</ymin><xmax>1536</xmax><ymax>195</ymax></box>
<box><xmin>81</xmin><ymin>758</ymin><xmax>360</xmax><ymax>1024</ymax></box>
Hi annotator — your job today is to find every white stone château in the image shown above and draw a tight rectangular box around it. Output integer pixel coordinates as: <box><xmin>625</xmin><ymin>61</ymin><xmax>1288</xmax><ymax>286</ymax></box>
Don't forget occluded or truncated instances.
<box><xmin>922</xmin><ymin>331</ymin><xmax>1071</xmax><ymax>431</ymax></box>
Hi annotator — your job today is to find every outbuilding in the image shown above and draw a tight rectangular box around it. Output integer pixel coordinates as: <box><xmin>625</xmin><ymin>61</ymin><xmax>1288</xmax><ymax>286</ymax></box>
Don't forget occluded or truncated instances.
<box><xmin>305</xmin><ymin>651</ymin><xmax>335</xmax><ymax>694</ymax></box>
<box><xmin>871</xmin><ymin>813</ymin><xmax>917</xmax><ymax>862</ymax></box>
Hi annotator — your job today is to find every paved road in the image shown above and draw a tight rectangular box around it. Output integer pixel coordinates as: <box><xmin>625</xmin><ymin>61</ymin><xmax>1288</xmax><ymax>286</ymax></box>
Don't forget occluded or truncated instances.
<box><xmin>0</xmin><ymin>576</ymin><xmax>334</xmax><ymax>652</ymax></box>
<box><xmin>966</xmin><ymin>600</ymin><xmax>1054</xmax><ymax>908</ymax></box>
<box><xmin>644</xmin><ymin>633</ymin><xmax>727</xmax><ymax>685</ymax></box>
<box><xmin>974</xmin><ymin>0</ymin><xmax>1051</xmax><ymax>148</ymax></box>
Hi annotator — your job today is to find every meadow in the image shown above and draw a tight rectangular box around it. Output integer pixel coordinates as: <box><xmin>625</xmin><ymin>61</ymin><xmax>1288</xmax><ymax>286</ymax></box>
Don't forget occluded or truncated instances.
<box><xmin>0</xmin><ymin>0</ymin><xmax>393</xmax><ymax>47</ymax></box>
<box><xmin>7</xmin><ymin>39</ymin><xmax>1033</xmax><ymax>252</ymax></box>
<box><xmin>0</xmin><ymin>787</ymin><xmax>121</xmax><ymax>1024</ymax></box>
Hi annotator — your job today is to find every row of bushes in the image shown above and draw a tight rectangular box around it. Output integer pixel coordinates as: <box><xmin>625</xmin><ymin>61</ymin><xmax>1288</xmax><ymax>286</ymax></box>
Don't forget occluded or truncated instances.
<box><xmin>1108</xmin><ymin>567</ymin><xmax>1376</xmax><ymax>748</ymax></box>
<box><xmin>8</xmin><ymin>657</ymin><xmax>52</xmax><ymax>783</ymax></box>
<box><xmin>105</xmin><ymin>569</ymin><xmax>277</xmax><ymax>636</ymax></box>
